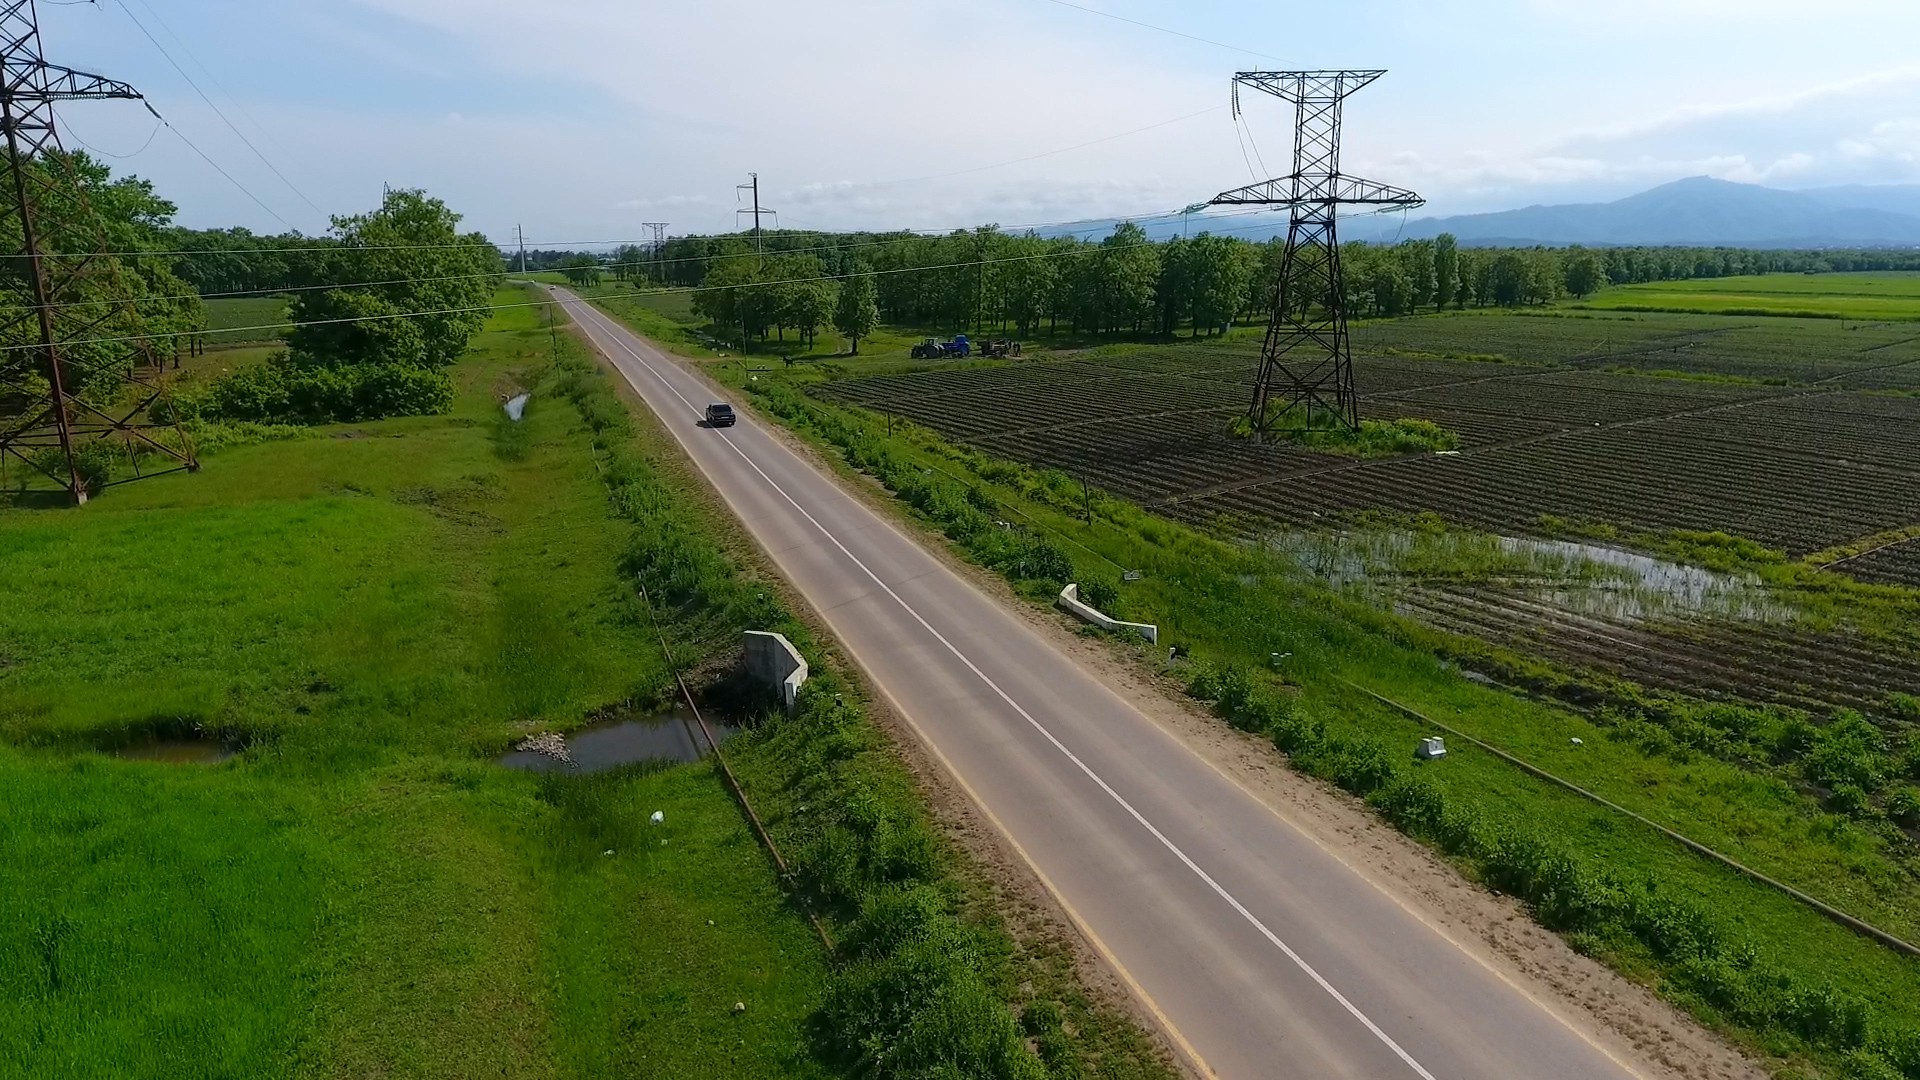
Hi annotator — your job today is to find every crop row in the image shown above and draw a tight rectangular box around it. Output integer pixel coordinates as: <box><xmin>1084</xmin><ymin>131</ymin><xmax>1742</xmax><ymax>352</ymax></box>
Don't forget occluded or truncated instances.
<box><xmin>1842</xmin><ymin>541</ymin><xmax>1920</xmax><ymax>589</ymax></box>
<box><xmin>1374</xmin><ymin>370</ymin><xmax>1774</xmax><ymax>428</ymax></box>
<box><xmin>1351</xmin><ymin>312</ymin><xmax>1696</xmax><ymax>363</ymax></box>
<box><xmin>1395</xmin><ymin>586</ymin><xmax>1920</xmax><ymax>721</ymax></box>
<box><xmin>819</xmin><ymin>341</ymin><xmax>1920</xmax><ymax>556</ymax></box>
<box><xmin>970</xmin><ymin>418</ymin><xmax>1334</xmax><ymax>505</ymax></box>
<box><xmin>1168</xmin><ymin>426</ymin><xmax>1920</xmax><ymax>555</ymax></box>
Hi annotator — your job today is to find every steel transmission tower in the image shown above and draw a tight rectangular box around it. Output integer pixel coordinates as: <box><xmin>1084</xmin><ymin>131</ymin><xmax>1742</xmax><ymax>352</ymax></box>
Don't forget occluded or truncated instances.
<box><xmin>734</xmin><ymin>173</ymin><xmax>774</xmax><ymax>251</ymax></box>
<box><xmin>0</xmin><ymin>0</ymin><xmax>196</xmax><ymax>504</ymax></box>
<box><xmin>1210</xmin><ymin>71</ymin><xmax>1423</xmax><ymax>434</ymax></box>
<box><xmin>641</xmin><ymin>221</ymin><xmax>668</xmax><ymax>283</ymax></box>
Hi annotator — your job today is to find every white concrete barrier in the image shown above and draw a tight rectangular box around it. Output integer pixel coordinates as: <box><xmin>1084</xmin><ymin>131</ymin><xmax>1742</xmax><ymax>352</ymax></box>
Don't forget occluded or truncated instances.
<box><xmin>742</xmin><ymin>631</ymin><xmax>808</xmax><ymax>711</ymax></box>
<box><xmin>1057</xmin><ymin>584</ymin><xmax>1158</xmax><ymax>645</ymax></box>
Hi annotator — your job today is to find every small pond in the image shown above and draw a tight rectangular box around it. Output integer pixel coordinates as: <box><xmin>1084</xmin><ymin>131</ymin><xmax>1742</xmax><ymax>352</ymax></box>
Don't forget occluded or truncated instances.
<box><xmin>497</xmin><ymin>708</ymin><xmax>728</xmax><ymax>774</ymax></box>
<box><xmin>1258</xmin><ymin>528</ymin><xmax>1797</xmax><ymax>624</ymax></box>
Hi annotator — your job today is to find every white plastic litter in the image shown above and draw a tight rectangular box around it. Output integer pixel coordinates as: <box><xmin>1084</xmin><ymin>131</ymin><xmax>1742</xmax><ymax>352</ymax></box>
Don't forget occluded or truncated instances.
<box><xmin>649</xmin><ymin>810</ymin><xmax>665</xmax><ymax>825</ymax></box>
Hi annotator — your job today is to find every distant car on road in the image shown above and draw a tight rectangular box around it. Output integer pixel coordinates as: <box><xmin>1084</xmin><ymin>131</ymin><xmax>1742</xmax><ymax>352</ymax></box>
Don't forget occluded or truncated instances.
<box><xmin>704</xmin><ymin>402</ymin><xmax>736</xmax><ymax>427</ymax></box>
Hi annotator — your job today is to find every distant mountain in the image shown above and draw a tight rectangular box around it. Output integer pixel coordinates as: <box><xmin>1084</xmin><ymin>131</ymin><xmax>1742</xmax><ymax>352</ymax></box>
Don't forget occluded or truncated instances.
<box><xmin>1030</xmin><ymin>178</ymin><xmax>1920</xmax><ymax>249</ymax></box>
<box><xmin>1375</xmin><ymin>177</ymin><xmax>1920</xmax><ymax>248</ymax></box>
<box><xmin>1801</xmin><ymin>183</ymin><xmax>1920</xmax><ymax>220</ymax></box>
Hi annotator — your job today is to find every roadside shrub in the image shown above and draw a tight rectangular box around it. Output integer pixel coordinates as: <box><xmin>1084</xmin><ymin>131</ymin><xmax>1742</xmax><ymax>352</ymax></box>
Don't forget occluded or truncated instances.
<box><xmin>1883</xmin><ymin>693</ymin><xmax>1920</xmax><ymax>724</ymax></box>
<box><xmin>169</xmin><ymin>354</ymin><xmax>453</xmax><ymax>425</ymax></box>
<box><xmin>1367</xmin><ymin>774</ymin><xmax>1448</xmax><ymax>836</ymax></box>
<box><xmin>1804</xmin><ymin>714</ymin><xmax>1887</xmax><ymax>793</ymax></box>
<box><xmin>824</xmin><ymin>921</ymin><xmax>1043</xmax><ymax>1080</ymax></box>
<box><xmin>1078</xmin><ymin>576</ymin><xmax>1119</xmax><ymax>612</ymax></box>
<box><xmin>28</xmin><ymin>440</ymin><xmax>119</xmax><ymax>493</ymax></box>
<box><xmin>1827</xmin><ymin>783</ymin><xmax>1872</xmax><ymax>818</ymax></box>
<box><xmin>845</xmin><ymin>883</ymin><xmax>950</xmax><ymax>957</ymax></box>
<box><xmin>1875</xmin><ymin>1026</ymin><xmax>1920</xmax><ymax>1079</ymax></box>
<box><xmin>1887</xmin><ymin>787</ymin><xmax>1920</xmax><ymax>828</ymax></box>
<box><xmin>1773</xmin><ymin>716</ymin><xmax>1821</xmax><ymax>763</ymax></box>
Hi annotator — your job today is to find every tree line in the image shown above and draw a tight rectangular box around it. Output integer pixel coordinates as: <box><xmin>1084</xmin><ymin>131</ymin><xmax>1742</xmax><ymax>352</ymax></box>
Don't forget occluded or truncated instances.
<box><xmin>560</xmin><ymin>224</ymin><xmax>1920</xmax><ymax>345</ymax></box>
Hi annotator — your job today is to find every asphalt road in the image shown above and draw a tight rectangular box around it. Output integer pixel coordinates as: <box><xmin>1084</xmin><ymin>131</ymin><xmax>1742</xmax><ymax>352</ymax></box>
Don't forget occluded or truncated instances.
<box><xmin>555</xmin><ymin>287</ymin><xmax>1645</xmax><ymax>1080</ymax></box>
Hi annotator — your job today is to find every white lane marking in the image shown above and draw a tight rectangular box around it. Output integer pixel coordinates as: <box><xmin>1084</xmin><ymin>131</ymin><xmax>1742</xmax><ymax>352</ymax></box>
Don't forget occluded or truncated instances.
<box><xmin>562</xmin><ymin>294</ymin><xmax>1442</xmax><ymax>1080</ymax></box>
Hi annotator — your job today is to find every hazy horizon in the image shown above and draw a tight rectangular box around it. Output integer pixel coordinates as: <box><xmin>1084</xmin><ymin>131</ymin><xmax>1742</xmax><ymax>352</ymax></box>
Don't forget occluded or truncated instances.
<box><xmin>50</xmin><ymin>0</ymin><xmax>1920</xmax><ymax>244</ymax></box>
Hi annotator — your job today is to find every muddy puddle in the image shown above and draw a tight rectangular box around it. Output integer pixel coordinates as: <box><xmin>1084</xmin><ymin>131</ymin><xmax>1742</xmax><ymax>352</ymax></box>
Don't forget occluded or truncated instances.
<box><xmin>1260</xmin><ymin>528</ymin><xmax>1797</xmax><ymax>624</ymax></box>
<box><xmin>497</xmin><ymin>708</ymin><xmax>727</xmax><ymax>773</ymax></box>
<box><xmin>113</xmin><ymin>738</ymin><xmax>235</xmax><ymax>764</ymax></box>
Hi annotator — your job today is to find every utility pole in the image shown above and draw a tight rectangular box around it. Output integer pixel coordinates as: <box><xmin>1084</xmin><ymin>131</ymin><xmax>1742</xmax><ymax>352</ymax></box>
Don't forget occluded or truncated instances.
<box><xmin>642</xmin><ymin>221</ymin><xmax>668</xmax><ymax>284</ymax></box>
<box><xmin>0</xmin><ymin>0</ymin><xmax>197</xmax><ymax>504</ymax></box>
<box><xmin>515</xmin><ymin>223</ymin><xmax>526</xmax><ymax>276</ymax></box>
<box><xmin>735</xmin><ymin>173</ymin><xmax>774</xmax><ymax>252</ymax></box>
<box><xmin>1206</xmin><ymin>71</ymin><xmax>1423</xmax><ymax>434</ymax></box>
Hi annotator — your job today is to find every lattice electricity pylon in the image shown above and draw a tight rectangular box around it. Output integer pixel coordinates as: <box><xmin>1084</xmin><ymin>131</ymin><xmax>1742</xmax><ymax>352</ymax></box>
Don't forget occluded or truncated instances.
<box><xmin>0</xmin><ymin>0</ymin><xmax>196</xmax><ymax>505</ymax></box>
<box><xmin>1210</xmin><ymin>70</ymin><xmax>1423</xmax><ymax>434</ymax></box>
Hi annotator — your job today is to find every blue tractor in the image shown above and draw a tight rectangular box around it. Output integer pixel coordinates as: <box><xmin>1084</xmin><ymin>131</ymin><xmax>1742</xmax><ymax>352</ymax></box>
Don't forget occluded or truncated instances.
<box><xmin>909</xmin><ymin>334</ymin><xmax>970</xmax><ymax>360</ymax></box>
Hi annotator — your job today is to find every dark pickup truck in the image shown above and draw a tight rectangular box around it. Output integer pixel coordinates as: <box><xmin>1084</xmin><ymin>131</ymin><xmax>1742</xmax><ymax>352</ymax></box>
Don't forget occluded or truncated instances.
<box><xmin>704</xmin><ymin>402</ymin><xmax>736</xmax><ymax>427</ymax></box>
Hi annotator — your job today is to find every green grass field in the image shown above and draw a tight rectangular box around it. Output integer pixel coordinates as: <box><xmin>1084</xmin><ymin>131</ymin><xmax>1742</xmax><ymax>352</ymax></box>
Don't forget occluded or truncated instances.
<box><xmin>0</xmin><ymin>292</ymin><xmax>834</xmax><ymax>1078</ymax></box>
<box><xmin>201</xmin><ymin>294</ymin><xmax>292</xmax><ymax>344</ymax></box>
<box><xmin>1576</xmin><ymin>271</ymin><xmax>1920</xmax><ymax>320</ymax></box>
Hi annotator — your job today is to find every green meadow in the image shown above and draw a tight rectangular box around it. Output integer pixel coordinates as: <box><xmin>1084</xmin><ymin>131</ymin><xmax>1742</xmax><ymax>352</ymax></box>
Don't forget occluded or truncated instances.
<box><xmin>0</xmin><ymin>295</ymin><xmax>833</xmax><ymax>1079</ymax></box>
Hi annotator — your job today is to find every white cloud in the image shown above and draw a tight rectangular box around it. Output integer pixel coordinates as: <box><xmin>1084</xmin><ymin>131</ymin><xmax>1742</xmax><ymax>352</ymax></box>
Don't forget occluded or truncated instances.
<box><xmin>53</xmin><ymin>0</ymin><xmax>1920</xmax><ymax>235</ymax></box>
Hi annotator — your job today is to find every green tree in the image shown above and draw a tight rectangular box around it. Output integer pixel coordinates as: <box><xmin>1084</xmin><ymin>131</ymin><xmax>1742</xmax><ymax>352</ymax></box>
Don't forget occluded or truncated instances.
<box><xmin>288</xmin><ymin>189</ymin><xmax>499</xmax><ymax>373</ymax></box>
<box><xmin>1489</xmin><ymin>251</ymin><xmax>1529</xmax><ymax>307</ymax></box>
<box><xmin>1094</xmin><ymin>222</ymin><xmax>1160</xmax><ymax>335</ymax></box>
<box><xmin>559</xmin><ymin>257</ymin><xmax>602</xmax><ymax>287</ymax></box>
<box><xmin>0</xmin><ymin>152</ymin><xmax>203</xmax><ymax>399</ymax></box>
<box><xmin>1189</xmin><ymin>234</ymin><xmax>1254</xmax><ymax>335</ymax></box>
<box><xmin>781</xmin><ymin>278</ymin><xmax>835</xmax><ymax>347</ymax></box>
<box><xmin>693</xmin><ymin>255</ymin><xmax>760</xmax><ymax>348</ymax></box>
<box><xmin>1563</xmin><ymin>247</ymin><xmax>1604</xmax><ymax>298</ymax></box>
<box><xmin>1433</xmin><ymin>233</ymin><xmax>1458</xmax><ymax>311</ymax></box>
<box><xmin>1400</xmin><ymin>240</ymin><xmax>1436</xmax><ymax>312</ymax></box>
<box><xmin>834</xmin><ymin>265</ymin><xmax>879</xmax><ymax>354</ymax></box>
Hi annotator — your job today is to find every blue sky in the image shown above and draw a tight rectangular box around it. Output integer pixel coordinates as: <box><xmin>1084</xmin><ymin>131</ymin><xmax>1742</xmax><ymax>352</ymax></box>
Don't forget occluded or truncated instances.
<box><xmin>50</xmin><ymin>0</ymin><xmax>1920</xmax><ymax>245</ymax></box>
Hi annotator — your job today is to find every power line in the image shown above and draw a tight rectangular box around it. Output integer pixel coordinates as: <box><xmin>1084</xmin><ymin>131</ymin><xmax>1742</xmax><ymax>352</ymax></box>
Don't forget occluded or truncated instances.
<box><xmin>43</xmin><ymin>201</ymin><xmax>1246</xmax><ymax>262</ymax></box>
<box><xmin>9</xmin><ymin>204</ymin><xmax>1304</xmax><ymax>319</ymax></box>
<box><xmin>52</xmin><ymin>103</ymin><xmax>161</xmax><ymax>159</ymax></box>
<box><xmin>156</xmin><ymin>117</ymin><xmax>301</xmax><ymax>231</ymax></box>
<box><xmin>1036</xmin><ymin>0</ymin><xmax>1287</xmax><ymax>64</ymax></box>
<box><xmin>124</xmin><ymin>0</ymin><xmax>316</xmax><ymax>191</ymax></box>
<box><xmin>110</xmin><ymin>0</ymin><xmax>325</xmax><ymax>224</ymax></box>
<box><xmin>10</xmin><ymin>203</ymin><xmax>1379</xmax><ymax>323</ymax></box>
<box><xmin>0</xmin><ymin>214</ymin><xmax>1329</xmax><ymax>355</ymax></box>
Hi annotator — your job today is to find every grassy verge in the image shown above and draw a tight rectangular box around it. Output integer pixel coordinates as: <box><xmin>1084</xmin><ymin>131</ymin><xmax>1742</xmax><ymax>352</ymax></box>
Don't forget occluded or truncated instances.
<box><xmin>0</xmin><ymin>295</ymin><xmax>832</xmax><ymax>1078</ymax></box>
<box><xmin>578</xmin><ymin>295</ymin><xmax>1920</xmax><ymax>1079</ymax></box>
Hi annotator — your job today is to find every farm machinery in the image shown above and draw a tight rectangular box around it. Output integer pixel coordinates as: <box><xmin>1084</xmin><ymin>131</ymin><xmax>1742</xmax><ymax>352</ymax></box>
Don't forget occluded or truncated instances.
<box><xmin>911</xmin><ymin>334</ymin><xmax>970</xmax><ymax>359</ymax></box>
<box><xmin>908</xmin><ymin>335</ymin><xmax>1022</xmax><ymax>360</ymax></box>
